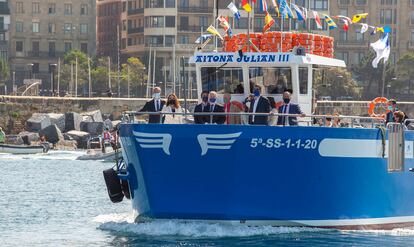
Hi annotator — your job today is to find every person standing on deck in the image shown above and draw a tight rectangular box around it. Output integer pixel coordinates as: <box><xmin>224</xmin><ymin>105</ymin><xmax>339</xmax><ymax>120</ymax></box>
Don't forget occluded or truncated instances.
<box><xmin>223</xmin><ymin>93</ymin><xmax>243</xmax><ymax>124</ymax></box>
<box><xmin>194</xmin><ymin>91</ymin><xmax>210</xmax><ymax>124</ymax></box>
<box><xmin>139</xmin><ymin>87</ymin><xmax>166</xmax><ymax>123</ymax></box>
<box><xmin>277</xmin><ymin>91</ymin><xmax>304</xmax><ymax>126</ymax></box>
<box><xmin>386</xmin><ymin>99</ymin><xmax>398</xmax><ymax>124</ymax></box>
<box><xmin>208</xmin><ymin>91</ymin><xmax>225</xmax><ymax>124</ymax></box>
<box><xmin>248</xmin><ymin>84</ymin><xmax>271</xmax><ymax>125</ymax></box>
<box><xmin>0</xmin><ymin>127</ymin><xmax>5</xmax><ymax>143</ymax></box>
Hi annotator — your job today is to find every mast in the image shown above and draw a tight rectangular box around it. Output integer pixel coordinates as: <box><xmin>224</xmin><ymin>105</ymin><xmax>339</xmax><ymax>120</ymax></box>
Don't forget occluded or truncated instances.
<box><xmin>147</xmin><ymin>46</ymin><xmax>152</xmax><ymax>97</ymax></box>
<box><xmin>117</xmin><ymin>25</ymin><xmax>121</xmax><ymax>97</ymax></box>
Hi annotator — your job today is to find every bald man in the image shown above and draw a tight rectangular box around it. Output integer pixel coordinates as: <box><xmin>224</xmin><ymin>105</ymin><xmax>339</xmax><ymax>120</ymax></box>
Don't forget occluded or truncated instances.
<box><xmin>140</xmin><ymin>87</ymin><xmax>166</xmax><ymax>123</ymax></box>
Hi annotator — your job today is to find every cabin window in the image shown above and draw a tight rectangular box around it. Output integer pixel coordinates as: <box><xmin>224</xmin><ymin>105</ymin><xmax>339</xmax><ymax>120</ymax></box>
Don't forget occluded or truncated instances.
<box><xmin>249</xmin><ymin>67</ymin><xmax>292</xmax><ymax>94</ymax></box>
<box><xmin>299</xmin><ymin>67</ymin><xmax>308</xmax><ymax>95</ymax></box>
<box><xmin>200</xmin><ymin>67</ymin><xmax>244</xmax><ymax>94</ymax></box>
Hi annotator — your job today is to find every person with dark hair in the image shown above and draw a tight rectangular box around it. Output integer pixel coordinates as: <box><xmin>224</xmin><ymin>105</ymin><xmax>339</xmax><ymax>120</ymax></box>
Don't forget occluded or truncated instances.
<box><xmin>386</xmin><ymin>99</ymin><xmax>398</xmax><ymax>124</ymax></box>
<box><xmin>277</xmin><ymin>91</ymin><xmax>304</xmax><ymax>126</ymax></box>
<box><xmin>0</xmin><ymin>127</ymin><xmax>5</xmax><ymax>143</ymax></box>
<box><xmin>161</xmin><ymin>93</ymin><xmax>187</xmax><ymax>124</ymax></box>
<box><xmin>194</xmin><ymin>91</ymin><xmax>210</xmax><ymax>124</ymax></box>
<box><xmin>139</xmin><ymin>87</ymin><xmax>166</xmax><ymax>123</ymax></box>
<box><xmin>248</xmin><ymin>84</ymin><xmax>271</xmax><ymax>125</ymax></box>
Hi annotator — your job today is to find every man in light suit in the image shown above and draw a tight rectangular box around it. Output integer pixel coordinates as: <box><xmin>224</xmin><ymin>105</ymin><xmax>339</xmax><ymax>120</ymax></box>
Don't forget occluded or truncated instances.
<box><xmin>139</xmin><ymin>87</ymin><xmax>166</xmax><ymax>123</ymax></box>
<box><xmin>248</xmin><ymin>84</ymin><xmax>271</xmax><ymax>125</ymax></box>
<box><xmin>277</xmin><ymin>90</ymin><xmax>304</xmax><ymax>126</ymax></box>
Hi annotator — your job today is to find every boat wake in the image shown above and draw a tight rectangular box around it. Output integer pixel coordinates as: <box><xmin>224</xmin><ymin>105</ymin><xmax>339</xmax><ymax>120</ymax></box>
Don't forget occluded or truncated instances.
<box><xmin>0</xmin><ymin>150</ymin><xmax>86</xmax><ymax>161</ymax></box>
<box><xmin>345</xmin><ymin>228</ymin><xmax>414</xmax><ymax>237</ymax></box>
<box><xmin>94</xmin><ymin>213</ymin><xmax>327</xmax><ymax>238</ymax></box>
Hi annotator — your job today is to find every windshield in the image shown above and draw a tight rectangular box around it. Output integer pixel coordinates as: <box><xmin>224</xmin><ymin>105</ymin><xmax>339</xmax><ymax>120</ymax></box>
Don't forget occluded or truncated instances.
<box><xmin>200</xmin><ymin>67</ymin><xmax>244</xmax><ymax>94</ymax></box>
<box><xmin>249</xmin><ymin>67</ymin><xmax>292</xmax><ymax>94</ymax></box>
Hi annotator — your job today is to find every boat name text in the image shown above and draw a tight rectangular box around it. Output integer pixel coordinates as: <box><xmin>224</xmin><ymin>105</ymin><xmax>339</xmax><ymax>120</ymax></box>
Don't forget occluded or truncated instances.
<box><xmin>195</xmin><ymin>54</ymin><xmax>290</xmax><ymax>63</ymax></box>
<box><xmin>250</xmin><ymin>138</ymin><xmax>318</xmax><ymax>150</ymax></box>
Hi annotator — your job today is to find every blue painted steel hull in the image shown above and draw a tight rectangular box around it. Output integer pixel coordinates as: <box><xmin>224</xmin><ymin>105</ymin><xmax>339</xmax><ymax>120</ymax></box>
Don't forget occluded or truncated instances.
<box><xmin>119</xmin><ymin>124</ymin><xmax>414</xmax><ymax>229</ymax></box>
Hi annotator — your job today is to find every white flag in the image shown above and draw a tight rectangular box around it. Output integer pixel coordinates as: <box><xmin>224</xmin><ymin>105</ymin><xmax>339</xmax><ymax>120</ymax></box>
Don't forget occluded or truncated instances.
<box><xmin>359</xmin><ymin>23</ymin><xmax>369</xmax><ymax>34</ymax></box>
<box><xmin>371</xmin><ymin>34</ymin><xmax>390</xmax><ymax>68</ymax></box>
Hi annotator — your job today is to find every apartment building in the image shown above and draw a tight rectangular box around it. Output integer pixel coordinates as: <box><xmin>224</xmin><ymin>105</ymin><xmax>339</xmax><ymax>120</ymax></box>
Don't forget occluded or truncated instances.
<box><xmin>330</xmin><ymin>0</ymin><xmax>414</xmax><ymax>67</ymax></box>
<box><xmin>0</xmin><ymin>0</ymin><xmax>9</xmax><ymax>61</ymax></box>
<box><xmin>9</xmin><ymin>0</ymin><xmax>96</xmax><ymax>90</ymax></box>
<box><xmin>97</xmin><ymin>0</ymin><xmax>122</xmax><ymax>62</ymax></box>
<box><xmin>120</xmin><ymin>0</ymin><xmax>329</xmax><ymax>97</ymax></box>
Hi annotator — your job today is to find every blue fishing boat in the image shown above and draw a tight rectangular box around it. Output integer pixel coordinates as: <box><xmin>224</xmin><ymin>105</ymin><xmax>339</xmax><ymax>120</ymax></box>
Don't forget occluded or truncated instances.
<box><xmin>103</xmin><ymin>34</ymin><xmax>414</xmax><ymax>230</ymax></box>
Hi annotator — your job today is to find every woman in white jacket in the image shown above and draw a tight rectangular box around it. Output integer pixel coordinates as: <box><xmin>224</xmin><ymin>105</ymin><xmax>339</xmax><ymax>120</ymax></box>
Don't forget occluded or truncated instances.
<box><xmin>162</xmin><ymin>93</ymin><xmax>187</xmax><ymax>124</ymax></box>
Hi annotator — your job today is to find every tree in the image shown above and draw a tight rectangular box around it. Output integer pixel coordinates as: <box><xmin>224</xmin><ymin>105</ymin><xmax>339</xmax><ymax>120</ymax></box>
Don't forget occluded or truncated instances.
<box><xmin>121</xmin><ymin>57</ymin><xmax>147</xmax><ymax>97</ymax></box>
<box><xmin>0</xmin><ymin>58</ymin><xmax>10</xmax><ymax>88</ymax></box>
<box><xmin>394</xmin><ymin>52</ymin><xmax>414</xmax><ymax>96</ymax></box>
<box><xmin>59</xmin><ymin>50</ymin><xmax>89</xmax><ymax>95</ymax></box>
<box><xmin>314</xmin><ymin>67</ymin><xmax>362</xmax><ymax>100</ymax></box>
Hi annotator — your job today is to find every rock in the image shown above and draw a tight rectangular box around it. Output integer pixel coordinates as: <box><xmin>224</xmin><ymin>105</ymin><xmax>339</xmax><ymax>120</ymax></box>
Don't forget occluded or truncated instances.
<box><xmin>63</xmin><ymin>133</ymin><xmax>74</xmax><ymax>141</ymax></box>
<box><xmin>56</xmin><ymin>140</ymin><xmax>78</xmax><ymax>150</ymax></box>
<box><xmin>65</xmin><ymin>112</ymin><xmax>81</xmax><ymax>132</ymax></box>
<box><xmin>81</xmin><ymin>110</ymin><xmax>103</xmax><ymax>122</ymax></box>
<box><xmin>26</xmin><ymin>113</ymin><xmax>51</xmax><ymax>132</ymax></box>
<box><xmin>80</xmin><ymin>121</ymin><xmax>104</xmax><ymax>135</ymax></box>
<box><xmin>5</xmin><ymin>135</ymin><xmax>24</xmax><ymax>145</ymax></box>
<box><xmin>66</xmin><ymin>130</ymin><xmax>91</xmax><ymax>149</ymax></box>
<box><xmin>48</xmin><ymin>113</ymin><xmax>65</xmax><ymax>132</ymax></box>
<box><xmin>39</xmin><ymin>124</ymin><xmax>64</xmax><ymax>144</ymax></box>
<box><xmin>18</xmin><ymin>131</ymin><xmax>40</xmax><ymax>145</ymax></box>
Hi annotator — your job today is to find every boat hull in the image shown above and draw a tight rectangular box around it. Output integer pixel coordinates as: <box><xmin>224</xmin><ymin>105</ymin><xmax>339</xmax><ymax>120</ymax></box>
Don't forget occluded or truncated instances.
<box><xmin>119</xmin><ymin>124</ymin><xmax>414</xmax><ymax>230</ymax></box>
<box><xmin>0</xmin><ymin>144</ymin><xmax>46</xmax><ymax>154</ymax></box>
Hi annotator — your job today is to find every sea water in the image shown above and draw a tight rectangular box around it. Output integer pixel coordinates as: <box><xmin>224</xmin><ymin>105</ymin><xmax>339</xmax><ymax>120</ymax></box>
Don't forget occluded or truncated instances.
<box><xmin>1</xmin><ymin>151</ymin><xmax>414</xmax><ymax>247</ymax></box>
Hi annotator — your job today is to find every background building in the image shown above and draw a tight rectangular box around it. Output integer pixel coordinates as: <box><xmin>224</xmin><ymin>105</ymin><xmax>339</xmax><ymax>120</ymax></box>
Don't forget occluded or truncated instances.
<box><xmin>0</xmin><ymin>0</ymin><xmax>9</xmax><ymax>61</ymax></box>
<box><xmin>97</xmin><ymin>0</ymin><xmax>122</xmax><ymax>62</ymax></box>
<box><xmin>9</xmin><ymin>0</ymin><xmax>96</xmax><ymax>93</ymax></box>
<box><xmin>120</xmin><ymin>0</ymin><xmax>330</xmax><ymax>98</ymax></box>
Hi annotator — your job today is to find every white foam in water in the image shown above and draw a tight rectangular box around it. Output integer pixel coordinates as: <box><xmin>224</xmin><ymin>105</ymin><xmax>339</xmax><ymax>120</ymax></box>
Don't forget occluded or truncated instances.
<box><xmin>95</xmin><ymin>213</ymin><xmax>326</xmax><ymax>238</ymax></box>
<box><xmin>345</xmin><ymin>228</ymin><xmax>414</xmax><ymax>237</ymax></box>
<box><xmin>0</xmin><ymin>150</ymin><xmax>86</xmax><ymax>161</ymax></box>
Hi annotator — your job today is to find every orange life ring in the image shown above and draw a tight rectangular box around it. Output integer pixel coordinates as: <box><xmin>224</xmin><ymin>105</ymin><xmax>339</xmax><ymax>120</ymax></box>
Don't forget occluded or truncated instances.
<box><xmin>368</xmin><ymin>97</ymin><xmax>389</xmax><ymax>118</ymax></box>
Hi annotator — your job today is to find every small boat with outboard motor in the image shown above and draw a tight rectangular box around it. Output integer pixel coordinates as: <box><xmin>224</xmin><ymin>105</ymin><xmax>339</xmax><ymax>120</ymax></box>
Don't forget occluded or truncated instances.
<box><xmin>102</xmin><ymin>27</ymin><xmax>414</xmax><ymax>230</ymax></box>
<box><xmin>0</xmin><ymin>142</ymin><xmax>50</xmax><ymax>155</ymax></box>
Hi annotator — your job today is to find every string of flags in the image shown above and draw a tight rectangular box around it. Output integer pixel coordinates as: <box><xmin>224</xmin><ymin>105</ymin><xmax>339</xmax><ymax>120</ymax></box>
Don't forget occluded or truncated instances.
<box><xmin>201</xmin><ymin>0</ymin><xmax>392</xmax><ymax>68</ymax></box>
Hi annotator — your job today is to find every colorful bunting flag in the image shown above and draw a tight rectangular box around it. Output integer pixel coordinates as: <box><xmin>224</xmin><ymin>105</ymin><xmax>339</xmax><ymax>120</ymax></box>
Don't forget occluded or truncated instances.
<box><xmin>371</xmin><ymin>34</ymin><xmax>390</xmax><ymax>68</ymax></box>
<box><xmin>263</xmin><ymin>11</ymin><xmax>275</xmax><ymax>33</ymax></box>
<box><xmin>311</xmin><ymin>11</ymin><xmax>323</xmax><ymax>29</ymax></box>
<box><xmin>206</xmin><ymin>25</ymin><xmax>223</xmax><ymax>41</ymax></box>
<box><xmin>370</xmin><ymin>27</ymin><xmax>377</xmax><ymax>36</ymax></box>
<box><xmin>324</xmin><ymin>15</ymin><xmax>337</xmax><ymax>30</ymax></box>
<box><xmin>358</xmin><ymin>23</ymin><xmax>369</xmax><ymax>34</ymax></box>
<box><xmin>291</xmin><ymin>3</ymin><xmax>306</xmax><ymax>21</ymax></box>
<box><xmin>217</xmin><ymin>16</ymin><xmax>233</xmax><ymax>37</ymax></box>
<box><xmin>260</xmin><ymin>0</ymin><xmax>268</xmax><ymax>12</ymax></box>
<box><xmin>271</xmin><ymin>0</ymin><xmax>280</xmax><ymax>17</ymax></box>
<box><xmin>279</xmin><ymin>0</ymin><xmax>294</xmax><ymax>19</ymax></box>
<box><xmin>377</xmin><ymin>25</ymin><xmax>392</xmax><ymax>34</ymax></box>
<box><xmin>341</xmin><ymin>19</ymin><xmax>349</xmax><ymax>31</ymax></box>
<box><xmin>242</xmin><ymin>0</ymin><xmax>252</xmax><ymax>13</ymax></box>
<box><xmin>227</xmin><ymin>2</ymin><xmax>241</xmax><ymax>19</ymax></box>
<box><xmin>195</xmin><ymin>34</ymin><xmax>213</xmax><ymax>44</ymax></box>
<box><xmin>352</xmin><ymin>13</ymin><xmax>368</xmax><ymax>23</ymax></box>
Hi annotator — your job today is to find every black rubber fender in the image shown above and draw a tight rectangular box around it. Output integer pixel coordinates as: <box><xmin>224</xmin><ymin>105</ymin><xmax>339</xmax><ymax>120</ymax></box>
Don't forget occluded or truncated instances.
<box><xmin>103</xmin><ymin>168</ymin><xmax>124</xmax><ymax>203</ymax></box>
<box><xmin>121</xmin><ymin>180</ymin><xmax>131</xmax><ymax>199</ymax></box>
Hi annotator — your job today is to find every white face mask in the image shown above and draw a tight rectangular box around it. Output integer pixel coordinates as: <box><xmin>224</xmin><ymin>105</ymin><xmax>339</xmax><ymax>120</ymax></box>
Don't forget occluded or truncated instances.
<box><xmin>153</xmin><ymin>93</ymin><xmax>161</xmax><ymax>99</ymax></box>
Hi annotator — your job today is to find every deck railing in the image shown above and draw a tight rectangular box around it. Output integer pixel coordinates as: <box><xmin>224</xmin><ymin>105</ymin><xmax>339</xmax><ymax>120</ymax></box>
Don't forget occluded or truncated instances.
<box><xmin>122</xmin><ymin>111</ymin><xmax>386</xmax><ymax>128</ymax></box>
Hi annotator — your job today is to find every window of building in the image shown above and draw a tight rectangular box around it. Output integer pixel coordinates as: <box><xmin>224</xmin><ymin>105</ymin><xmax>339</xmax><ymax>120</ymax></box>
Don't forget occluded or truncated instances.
<box><xmin>336</xmin><ymin>52</ymin><xmax>349</xmax><ymax>64</ymax></box>
<box><xmin>313</xmin><ymin>0</ymin><xmax>328</xmax><ymax>10</ymax></box>
<box><xmin>166</xmin><ymin>0</ymin><xmax>175</xmax><ymax>7</ymax></box>
<box><xmin>356</xmin><ymin>52</ymin><xmax>365</xmax><ymax>63</ymax></box>
<box><xmin>48</xmin><ymin>3</ymin><xmax>56</xmax><ymax>14</ymax></box>
<box><xmin>179</xmin><ymin>35</ymin><xmax>188</xmax><ymax>44</ymax></box>
<box><xmin>355</xmin><ymin>0</ymin><xmax>367</xmax><ymax>5</ymax></box>
<box><xmin>16</xmin><ymin>41</ymin><xmax>23</xmax><ymax>52</ymax></box>
<box><xmin>32</xmin><ymin>22</ymin><xmax>40</xmax><ymax>33</ymax></box>
<box><xmin>81</xmin><ymin>43</ymin><xmax>88</xmax><ymax>54</ymax></box>
<box><xmin>64</xmin><ymin>23</ymin><xmax>72</xmax><ymax>33</ymax></box>
<box><xmin>356</xmin><ymin>32</ymin><xmax>364</xmax><ymax>41</ymax></box>
<box><xmin>411</xmin><ymin>30</ymin><xmax>414</xmax><ymax>41</ymax></box>
<box><xmin>380</xmin><ymin>9</ymin><xmax>396</xmax><ymax>24</ymax></box>
<box><xmin>199</xmin><ymin>16</ymin><xmax>208</xmax><ymax>29</ymax></box>
<box><xmin>64</xmin><ymin>42</ymin><xmax>72</xmax><ymax>53</ymax></box>
<box><xmin>16</xmin><ymin>21</ymin><xmax>23</xmax><ymax>32</ymax></box>
<box><xmin>338</xmin><ymin>0</ymin><xmax>350</xmax><ymax>5</ymax></box>
<box><xmin>80</xmin><ymin>24</ymin><xmax>88</xmax><ymax>34</ymax></box>
<box><xmin>48</xmin><ymin>23</ymin><xmax>55</xmax><ymax>33</ymax></box>
<box><xmin>235</xmin><ymin>17</ymin><xmax>248</xmax><ymax>29</ymax></box>
<box><xmin>145</xmin><ymin>35</ymin><xmax>164</xmax><ymax>46</ymax></box>
<box><xmin>381</xmin><ymin>0</ymin><xmax>397</xmax><ymax>4</ymax></box>
<box><xmin>145</xmin><ymin>16</ymin><xmax>164</xmax><ymax>28</ymax></box>
<box><xmin>179</xmin><ymin>0</ymin><xmax>188</xmax><ymax>7</ymax></box>
<box><xmin>64</xmin><ymin>4</ymin><xmax>72</xmax><ymax>15</ymax></box>
<box><xmin>81</xmin><ymin>4</ymin><xmax>88</xmax><ymax>15</ymax></box>
<box><xmin>165</xmin><ymin>35</ymin><xmax>175</xmax><ymax>47</ymax></box>
<box><xmin>165</xmin><ymin>16</ymin><xmax>175</xmax><ymax>27</ymax></box>
<box><xmin>32</xmin><ymin>2</ymin><xmax>40</xmax><ymax>13</ymax></box>
<box><xmin>146</xmin><ymin>0</ymin><xmax>164</xmax><ymax>8</ymax></box>
<box><xmin>33</xmin><ymin>63</ymin><xmax>39</xmax><ymax>74</ymax></box>
<box><xmin>16</xmin><ymin>2</ymin><xmax>24</xmax><ymax>13</ymax></box>
<box><xmin>199</xmin><ymin>0</ymin><xmax>208</xmax><ymax>7</ymax></box>
<box><xmin>411</xmin><ymin>11</ymin><xmax>414</xmax><ymax>25</ymax></box>
<box><xmin>49</xmin><ymin>42</ymin><xmax>55</xmax><ymax>57</ymax></box>
<box><xmin>32</xmin><ymin>41</ymin><xmax>39</xmax><ymax>56</ymax></box>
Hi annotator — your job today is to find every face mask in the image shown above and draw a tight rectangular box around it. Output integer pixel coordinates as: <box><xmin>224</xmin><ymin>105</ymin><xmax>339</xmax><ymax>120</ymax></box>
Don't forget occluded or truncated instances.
<box><xmin>202</xmin><ymin>96</ymin><xmax>209</xmax><ymax>102</ymax></box>
<box><xmin>388</xmin><ymin>106</ymin><xmax>393</xmax><ymax>111</ymax></box>
<box><xmin>209</xmin><ymin>98</ymin><xmax>216</xmax><ymax>103</ymax></box>
<box><xmin>153</xmin><ymin>93</ymin><xmax>161</xmax><ymax>99</ymax></box>
<box><xmin>253</xmin><ymin>89</ymin><xmax>260</xmax><ymax>97</ymax></box>
<box><xmin>283</xmin><ymin>98</ymin><xmax>290</xmax><ymax>104</ymax></box>
<box><xmin>168</xmin><ymin>99</ymin><xmax>176</xmax><ymax>105</ymax></box>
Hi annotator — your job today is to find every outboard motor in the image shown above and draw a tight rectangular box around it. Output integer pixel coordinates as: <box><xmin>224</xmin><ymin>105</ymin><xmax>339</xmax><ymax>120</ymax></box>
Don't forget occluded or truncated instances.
<box><xmin>121</xmin><ymin>180</ymin><xmax>131</xmax><ymax>199</ymax></box>
<box><xmin>103</xmin><ymin>168</ymin><xmax>124</xmax><ymax>203</ymax></box>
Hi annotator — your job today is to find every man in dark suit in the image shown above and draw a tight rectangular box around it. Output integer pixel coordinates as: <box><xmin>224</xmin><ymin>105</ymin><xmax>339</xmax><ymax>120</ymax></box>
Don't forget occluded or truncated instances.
<box><xmin>277</xmin><ymin>91</ymin><xmax>304</xmax><ymax>126</ymax></box>
<box><xmin>207</xmin><ymin>91</ymin><xmax>225</xmax><ymax>124</ymax></box>
<box><xmin>139</xmin><ymin>87</ymin><xmax>165</xmax><ymax>123</ymax></box>
<box><xmin>248</xmin><ymin>84</ymin><xmax>271</xmax><ymax>125</ymax></box>
<box><xmin>194</xmin><ymin>91</ymin><xmax>210</xmax><ymax>124</ymax></box>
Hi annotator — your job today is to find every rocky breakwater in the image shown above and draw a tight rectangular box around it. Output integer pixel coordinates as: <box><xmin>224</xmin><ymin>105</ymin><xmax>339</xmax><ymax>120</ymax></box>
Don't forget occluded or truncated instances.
<box><xmin>6</xmin><ymin>109</ymin><xmax>118</xmax><ymax>150</ymax></box>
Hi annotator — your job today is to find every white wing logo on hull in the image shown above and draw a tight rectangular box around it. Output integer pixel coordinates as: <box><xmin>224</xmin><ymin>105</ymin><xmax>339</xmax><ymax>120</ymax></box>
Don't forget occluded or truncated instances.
<box><xmin>133</xmin><ymin>131</ymin><xmax>172</xmax><ymax>155</ymax></box>
<box><xmin>197</xmin><ymin>132</ymin><xmax>242</xmax><ymax>156</ymax></box>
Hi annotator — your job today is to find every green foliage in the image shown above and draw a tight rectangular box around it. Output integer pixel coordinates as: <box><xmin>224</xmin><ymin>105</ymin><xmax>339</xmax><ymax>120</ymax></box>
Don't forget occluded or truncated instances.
<box><xmin>314</xmin><ymin>67</ymin><xmax>362</xmax><ymax>100</ymax></box>
<box><xmin>0</xmin><ymin>58</ymin><xmax>10</xmax><ymax>84</ymax></box>
<box><xmin>120</xmin><ymin>57</ymin><xmax>147</xmax><ymax>97</ymax></box>
<box><xmin>393</xmin><ymin>52</ymin><xmax>414</xmax><ymax>95</ymax></box>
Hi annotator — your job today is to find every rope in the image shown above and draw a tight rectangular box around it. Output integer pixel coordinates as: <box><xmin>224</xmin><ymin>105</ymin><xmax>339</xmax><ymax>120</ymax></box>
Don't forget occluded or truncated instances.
<box><xmin>377</xmin><ymin>125</ymin><xmax>386</xmax><ymax>158</ymax></box>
